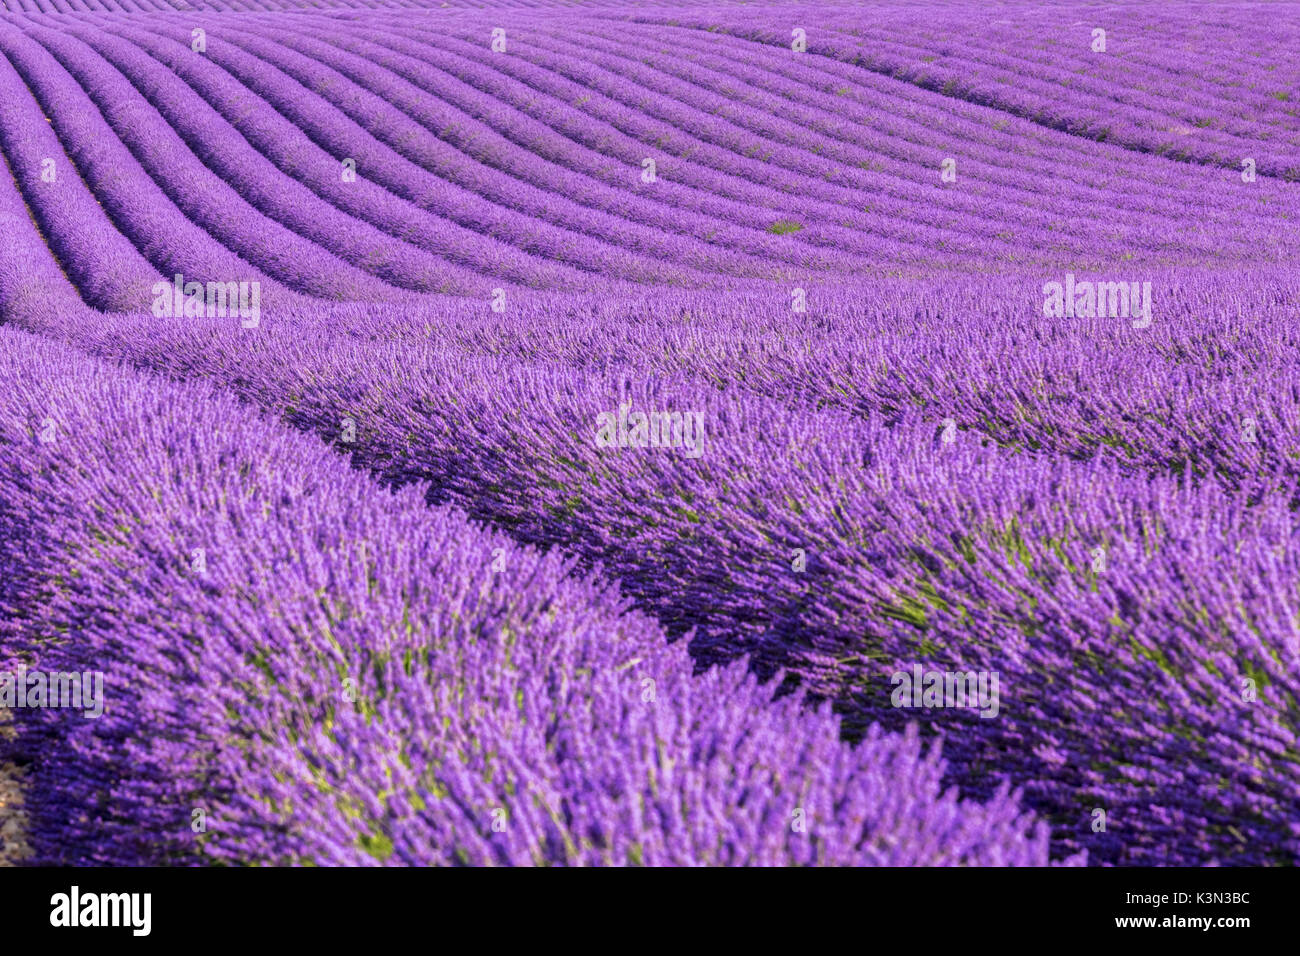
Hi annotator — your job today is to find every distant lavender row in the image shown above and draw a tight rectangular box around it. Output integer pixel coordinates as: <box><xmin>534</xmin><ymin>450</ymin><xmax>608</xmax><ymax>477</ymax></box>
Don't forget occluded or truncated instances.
<box><xmin>573</xmin><ymin>18</ymin><xmax>1293</xmax><ymax>240</ymax></box>
<box><xmin>0</xmin><ymin>326</ymin><xmax>1063</xmax><ymax>866</ymax></box>
<box><xmin>45</xmin><ymin>15</ymin><xmax>494</xmax><ymax>295</ymax></box>
<box><xmin>4</xmin><ymin>5</ymin><xmax>1291</xmax><ymax>311</ymax></box>
<box><xmin>83</xmin><ymin>15</ymin><xmax>585</xmax><ymax>292</ymax></box>
<box><xmin>644</xmin><ymin>5</ymin><xmax>1300</xmax><ymax>180</ymax></box>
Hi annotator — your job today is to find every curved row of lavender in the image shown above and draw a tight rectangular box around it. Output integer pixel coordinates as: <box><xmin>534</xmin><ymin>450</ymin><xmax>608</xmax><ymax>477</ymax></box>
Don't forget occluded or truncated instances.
<box><xmin>0</xmin><ymin>326</ymin><xmax>1064</xmax><ymax>865</ymax></box>
<box><xmin>655</xmin><ymin>5</ymin><xmax>1300</xmax><ymax>180</ymax></box>
<box><xmin>1</xmin><ymin>1</ymin><xmax>1297</xmax><ymax>866</ymax></box>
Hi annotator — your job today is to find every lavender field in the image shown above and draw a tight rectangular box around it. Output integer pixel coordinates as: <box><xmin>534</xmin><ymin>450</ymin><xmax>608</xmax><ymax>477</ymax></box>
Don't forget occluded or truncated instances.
<box><xmin>0</xmin><ymin>0</ymin><xmax>1297</xmax><ymax>868</ymax></box>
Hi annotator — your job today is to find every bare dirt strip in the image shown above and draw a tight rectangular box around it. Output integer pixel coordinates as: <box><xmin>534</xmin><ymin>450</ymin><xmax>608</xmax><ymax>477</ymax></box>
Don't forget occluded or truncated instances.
<box><xmin>0</xmin><ymin>714</ymin><xmax>31</xmax><ymax>865</ymax></box>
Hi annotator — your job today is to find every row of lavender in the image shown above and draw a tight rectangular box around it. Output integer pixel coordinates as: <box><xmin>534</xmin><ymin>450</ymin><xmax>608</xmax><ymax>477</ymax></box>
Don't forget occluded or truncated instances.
<box><xmin>14</xmin><ymin>268</ymin><xmax>1300</xmax><ymax>865</ymax></box>
<box><xmin>0</xmin><ymin>325</ymin><xmax>1063</xmax><ymax>865</ymax></box>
